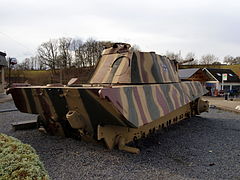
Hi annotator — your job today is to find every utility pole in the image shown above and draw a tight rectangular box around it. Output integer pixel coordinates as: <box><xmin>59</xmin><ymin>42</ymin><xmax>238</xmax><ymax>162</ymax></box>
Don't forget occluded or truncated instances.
<box><xmin>60</xmin><ymin>67</ymin><xmax>63</xmax><ymax>84</ymax></box>
<box><xmin>222</xmin><ymin>73</ymin><xmax>227</xmax><ymax>90</ymax></box>
<box><xmin>221</xmin><ymin>75</ymin><xmax>223</xmax><ymax>90</ymax></box>
<box><xmin>8</xmin><ymin>57</ymin><xmax>17</xmax><ymax>87</ymax></box>
<box><xmin>8</xmin><ymin>57</ymin><xmax>11</xmax><ymax>87</ymax></box>
<box><xmin>179</xmin><ymin>50</ymin><xmax>181</xmax><ymax>61</ymax></box>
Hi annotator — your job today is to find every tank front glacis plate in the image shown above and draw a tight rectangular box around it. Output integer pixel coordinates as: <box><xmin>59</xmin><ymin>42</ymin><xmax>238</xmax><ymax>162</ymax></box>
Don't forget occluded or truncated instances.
<box><xmin>9</xmin><ymin>87</ymin><xmax>133</xmax><ymax>136</ymax></box>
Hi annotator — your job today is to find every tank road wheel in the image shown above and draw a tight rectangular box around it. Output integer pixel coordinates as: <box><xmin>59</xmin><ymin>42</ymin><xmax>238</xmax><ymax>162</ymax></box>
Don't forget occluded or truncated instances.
<box><xmin>37</xmin><ymin>115</ymin><xmax>48</xmax><ymax>134</ymax></box>
<box><xmin>196</xmin><ymin>98</ymin><xmax>209</xmax><ymax>115</ymax></box>
<box><xmin>190</xmin><ymin>98</ymin><xmax>209</xmax><ymax>116</ymax></box>
<box><xmin>37</xmin><ymin>115</ymin><xmax>81</xmax><ymax>139</ymax></box>
<box><xmin>97</xmin><ymin>125</ymin><xmax>140</xmax><ymax>154</ymax></box>
<box><xmin>58</xmin><ymin>119</ymin><xmax>82</xmax><ymax>140</ymax></box>
<box><xmin>37</xmin><ymin>115</ymin><xmax>64</xmax><ymax>136</ymax></box>
<box><xmin>190</xmin><ymin>102</ymin><xmax>196</xmax><ymax>116</ymax></box>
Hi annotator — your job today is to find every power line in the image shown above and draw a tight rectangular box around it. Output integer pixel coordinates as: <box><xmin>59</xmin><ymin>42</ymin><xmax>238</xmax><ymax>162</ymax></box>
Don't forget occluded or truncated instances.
<box><xmin>0</xmin><ymin>31</ymin><xmax>34</xmax><ymax>54</ymax></box>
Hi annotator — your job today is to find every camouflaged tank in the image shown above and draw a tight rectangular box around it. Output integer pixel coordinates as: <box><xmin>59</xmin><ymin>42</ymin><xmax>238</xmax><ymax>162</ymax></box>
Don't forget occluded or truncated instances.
<box><xmin>7</xmin><ymin>43</ymin><xmax>209</xmax><ymax>153</ymax></box>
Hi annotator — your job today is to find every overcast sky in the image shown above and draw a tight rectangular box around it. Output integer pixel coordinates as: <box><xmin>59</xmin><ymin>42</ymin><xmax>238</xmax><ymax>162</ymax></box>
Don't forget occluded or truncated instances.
<box><xmin>1</xmin><ymin>0</ymin><xmax>240</xmax><ymax>62</ymax></box>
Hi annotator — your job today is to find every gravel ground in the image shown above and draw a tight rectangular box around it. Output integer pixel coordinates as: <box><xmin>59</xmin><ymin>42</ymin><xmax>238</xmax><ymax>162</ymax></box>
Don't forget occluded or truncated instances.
<box><xmin>0</xmin><ymin>101</ymin><xmax>240</xmax><ymax>180</ymax></box>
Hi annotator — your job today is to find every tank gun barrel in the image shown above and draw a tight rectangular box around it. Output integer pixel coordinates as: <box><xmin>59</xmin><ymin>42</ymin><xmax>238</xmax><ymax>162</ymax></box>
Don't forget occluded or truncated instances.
<box><xmin>179</xmin><ymin>58</ymin><xmax>194</xmax><ymax>65</ymax></box>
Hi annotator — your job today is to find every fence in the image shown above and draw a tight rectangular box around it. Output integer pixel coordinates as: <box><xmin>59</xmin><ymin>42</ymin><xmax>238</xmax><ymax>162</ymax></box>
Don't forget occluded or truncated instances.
<box><xmin>5</xmin><ymin>67</ymin><xmax>94</xmax><ymax>86</ymax></box>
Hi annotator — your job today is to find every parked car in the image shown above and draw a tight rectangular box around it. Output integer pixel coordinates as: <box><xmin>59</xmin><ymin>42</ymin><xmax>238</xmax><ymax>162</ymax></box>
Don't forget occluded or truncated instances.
<box><xmin>10</xmin><ymin>58</ymin><xmax>17</xmax><ymax>65</ymax></box>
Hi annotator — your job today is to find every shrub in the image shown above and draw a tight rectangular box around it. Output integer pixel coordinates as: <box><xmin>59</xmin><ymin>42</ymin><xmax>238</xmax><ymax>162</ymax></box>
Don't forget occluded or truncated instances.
<box><xmin>0</xmin><ymin>133</ymin><xmax>50</xmax><ymax>180</ymax></box>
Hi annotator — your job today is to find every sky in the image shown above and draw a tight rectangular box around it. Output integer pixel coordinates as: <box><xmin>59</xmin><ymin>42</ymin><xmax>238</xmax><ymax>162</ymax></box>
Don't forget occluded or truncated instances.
<box><xmin>1</xmin><ymin>0</ymin><xmax>240</xmax><ymax>63</ymax></box>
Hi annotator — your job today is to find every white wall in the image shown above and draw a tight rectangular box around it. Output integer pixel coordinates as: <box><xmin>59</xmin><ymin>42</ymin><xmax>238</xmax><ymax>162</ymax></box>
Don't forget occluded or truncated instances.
<box><xmin>205</xmin><ymin>81</ymin><xmax>240</xmax><ymax>91</ymax></box>
<box><xmin>219</xmin><ymin>82</ymin><xmax>240</xmax><ymax>91</ymax></box>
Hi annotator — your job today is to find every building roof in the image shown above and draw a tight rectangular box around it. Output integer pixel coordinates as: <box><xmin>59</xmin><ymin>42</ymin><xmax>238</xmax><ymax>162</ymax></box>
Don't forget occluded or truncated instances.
<box><xmin>0</xmin><ymin>51</ymin><xmax>7</xmax><ymax>66</ymax></box>
<box><xmin>204</xmin><ymin>68</ymin><xmax>240</xmax><ymax>82</ymax></box>
<box><xmin>178</xmin><ymin>68</ymin><xmax>200</xmax><ymax>79</ymax></box>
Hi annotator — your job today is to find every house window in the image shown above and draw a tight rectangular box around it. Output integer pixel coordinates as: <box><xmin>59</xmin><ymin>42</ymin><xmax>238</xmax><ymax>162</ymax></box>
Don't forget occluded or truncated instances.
<box><xmin>223</xmin><ymin>85</ymin><xmax>230</xmax><ymax>91</ymax></box>
<box><xmin>232</xmin><ymin>85</ymin><xmax>240</xmax><ymax>91</ymax></box>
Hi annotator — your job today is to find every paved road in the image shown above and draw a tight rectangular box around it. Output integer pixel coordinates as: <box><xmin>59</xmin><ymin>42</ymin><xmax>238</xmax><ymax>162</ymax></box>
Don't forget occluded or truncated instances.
<box><xmin>0</xmin><ymin>101</ymin><xmax>240</xmax><ymax>180</ymax></box>
<box><xmin>202</xmin><ymin>96</ymin><xmax>240</xmax><ymax>114</ymax></box>
<box><xmin>0</xmin><ymin>93</ymin><xmax>12</xmax><ymax>103</ymax></box>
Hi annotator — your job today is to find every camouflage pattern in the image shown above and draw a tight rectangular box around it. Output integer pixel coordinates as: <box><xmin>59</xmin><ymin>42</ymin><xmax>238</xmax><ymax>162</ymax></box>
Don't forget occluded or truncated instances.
<box><xmin>7</xmin><ymin>43</ymin><xmax>209</xmax><ymax>152</ymax></box>
<box><xmin>9</xmin><ymin>81</ymin><xmax>207</xmax><ymax>139</ymax></box>
<box><xmin>90</xmin><ymin>44</ymin><xmax>179</xmax><ymax>84</ymax></box>
<box><xmin>100</xmin><ymin>81</ymin><xmax>207</xmax><ymax>127</ymax></box>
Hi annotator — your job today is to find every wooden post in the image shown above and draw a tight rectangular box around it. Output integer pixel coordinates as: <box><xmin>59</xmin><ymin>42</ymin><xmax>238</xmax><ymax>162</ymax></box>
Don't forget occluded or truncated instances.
<box><xmin>0</xmin><ymin>66</ymin><xmax>3</xmax><ymax>92</ymax></box>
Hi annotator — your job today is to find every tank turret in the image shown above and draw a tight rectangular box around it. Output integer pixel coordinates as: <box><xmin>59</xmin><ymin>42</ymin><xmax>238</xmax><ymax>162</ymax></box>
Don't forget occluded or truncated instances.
<box><xmin>90</xmin><ymin>43</ymin><xmax>180</xmax><ymax>84</ymax></box>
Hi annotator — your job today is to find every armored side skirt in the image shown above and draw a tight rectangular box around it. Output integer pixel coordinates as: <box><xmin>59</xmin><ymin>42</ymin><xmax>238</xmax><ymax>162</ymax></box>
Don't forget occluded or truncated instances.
<box><xmin>98</xmin><ymin>102</ymin><xmax>193</xmax><ymax>153</ymax></box>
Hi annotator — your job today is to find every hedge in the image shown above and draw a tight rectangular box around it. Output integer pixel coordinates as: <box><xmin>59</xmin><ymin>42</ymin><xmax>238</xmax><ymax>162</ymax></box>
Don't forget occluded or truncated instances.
<box><xmin>0</xmin><ymin>133</ymin><xmax>49</xmax><ymax>180</ymax></box>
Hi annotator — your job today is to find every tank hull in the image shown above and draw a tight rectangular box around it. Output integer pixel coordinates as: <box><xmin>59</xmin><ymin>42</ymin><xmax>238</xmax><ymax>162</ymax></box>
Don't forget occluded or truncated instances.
<box><xmin>8</xmin><ymin>81</ymin><xmax>208</xmax><ymax>147</ymax></box>
<box><xmin>7</xmin><ymin>43</ymin><xmax>210</xmax><ymax>153</ymax></box>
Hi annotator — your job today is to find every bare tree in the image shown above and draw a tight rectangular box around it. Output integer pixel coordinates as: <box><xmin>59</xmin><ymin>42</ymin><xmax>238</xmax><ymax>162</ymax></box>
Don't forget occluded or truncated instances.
<box><xmin>75</xmin><ymin>44</ymin><xmax>85</xmax><ymax>67</ymax></box>
<box><xmin>36</xmin><ymin>55</ymin><xmax>47</xmax><ymax>70</ymax></box>
<box><xmin>234</xmin><ymin>57</ymin><xmax>240</xmax><ymax>64</ymax></box>
<box><xmin>74</xmin><ymin>39</ymin><xmax>105</xmax><ymax>67</ymax></box>
<box><xmin>224</xmin><ymin>55</ymin><xmax>240</xmax><ymax>65</ymax></box>
<box><xmin>28</xmin><ymin>56</ymin><xmax>39</xmax><ymax>70</ymax></box>
<box><xmin>200</xmin><ymin>54</ymin><xmax>218</xmax><ymax>65</ymax></box>
<box><xmin>15</xmin><ymin>58</ymin><xmax>30</xmax><ymax>70</ymax></box>
<box><xmin>58</xmin><ymin>37</ymin><xmax>72</xmax><ymax>68</ymax></box>
<box><xmin>212</xmin><ymin>61</ymin><xmax>221</xmax><ymax>65</ymax></box>
<box><xmin>31</xmin><ymin>38</ymin><xmax>117</xmax><ymax>70</ymax></box>
<box><xmin>130</xmin><ymin>44</ymin><xmax>140</xmax><ymax>51</ymax></box>
<box><xmin>15</xmin><ymin>56</ymin><xmax>44</xmax><ymax>70</ymax></box>
<box><xmin>185</xmin><ymin>52</ymin><xmax>198</xmax><ymax>65</ymax></box>
<box><xmin>37</xmin><ymin>39</ymin><xmax>58</xmax><ymax>71</ymax></box>
<box><xmin>84</xmin><ymin>38</ymin><xmax>100</xmax><ymax>66</ymax></box>
<box><xmin>70</xmin><ymin>38</ymin><xmax>83</xmax><ymax>67</ymax></box>
<box><xmin>224</xmin><ymin>55</ymin><xmax>234</xmax><ymax>65</ymax></box>
<box><xmin>74</xmin><ymin>39</ymin><xmax>89</xmax><ymax>68</ymax></box>
<box><xmin>166</xmin><ymin>51</ymin><xmax>182</xmax><ymax>62</ymax></box>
